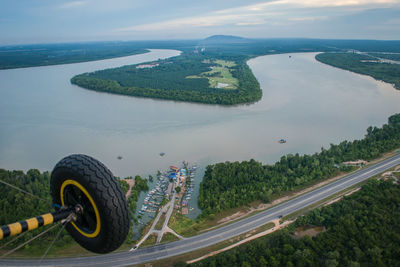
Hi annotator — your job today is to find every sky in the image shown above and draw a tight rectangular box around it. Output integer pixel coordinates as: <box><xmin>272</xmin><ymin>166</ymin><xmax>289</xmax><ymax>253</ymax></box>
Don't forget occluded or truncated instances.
<box><xmin>0</xmin><ymin>0</ymin><xmax>399</xmax><ymax>45</ymax></box>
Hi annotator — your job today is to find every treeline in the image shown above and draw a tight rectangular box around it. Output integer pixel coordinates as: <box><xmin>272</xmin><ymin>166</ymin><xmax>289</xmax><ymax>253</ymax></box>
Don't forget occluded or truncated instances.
<box><xmin>3</xmin><ymin>38</ymin><xmax>400</xmax><ymax>70</ymax></box>
<box><xmin>0</xmin><ymin>169</ymin><xmax>74</xmax><ymax>252</ymax></box>
<box><xmin>316</xmin><ymin>52</ymin><xmax>400</xmax><ymax>89</ymax></box>
<box><xmin>368</xmin><ymin>53</ymin><xmax>400</xmax><ymax>61</ymax></box>
<box><xmin>126</xmin><ymin>175</ymin><xmax>149</xmax><ymax>218</ymax></box>
<box><xmin>198</xmin><ymin>114</ymin><xmax>400</xmax><ymax>216</ymax></box>
<box><xmin>0</xmin><ymin>42</ymin><xmax>148</xmax><ymax>70</ymax></box>
<box><xmin>71</xmin><ymin>54</ymin><xmax>262</xmax><ymax>105</ymax></box>
<box><xmin>0</xmin><ymin>169</ymin><xmax>148</xmax><ymax>252</ymax></box>
<box><xmin>84</xmin><ymin>55</ymin><xmax>212</xmax><ymax>91</ymax></box>
<box><xmin>188</xmin><ymin>180</ymin><xmax>400</xmax><ymax>266</ymax></box>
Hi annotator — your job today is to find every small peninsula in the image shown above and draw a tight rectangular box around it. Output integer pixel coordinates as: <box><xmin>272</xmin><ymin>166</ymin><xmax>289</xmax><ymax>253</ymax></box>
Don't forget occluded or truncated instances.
<box><xmin>316</xmin><ymin>52</ymin><xmax>400</xmax><ymax>90</ymax></box>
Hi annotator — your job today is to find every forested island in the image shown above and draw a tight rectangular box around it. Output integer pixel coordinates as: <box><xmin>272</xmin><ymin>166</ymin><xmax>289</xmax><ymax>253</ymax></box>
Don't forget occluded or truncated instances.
<box><xmin>198</xmin><ymin>113</ymin><xmax>400</xmax><ymax>216</ymax></box>
<box><xmin>316</xmin><ymin>52</ymin><xmax>400</xmax><ymax>90</ymax></box>
<box><xmin>189</xmin><ymin>179</ymin><xmax>400</xmax><ymax>266</ymax></box>
<box><xmin>69</xmin><ymin>36</ymin><xmax>400</xmax><ymax>105</ymax></box>
<box><xmin>71</xmin><ymin>54</ymin><xmax>262</xmax><ymax>105</ymax></box>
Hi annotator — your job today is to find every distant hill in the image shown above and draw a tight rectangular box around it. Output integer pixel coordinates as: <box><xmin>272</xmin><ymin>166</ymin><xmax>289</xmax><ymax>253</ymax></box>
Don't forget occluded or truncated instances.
<box><xmin>200</xmin><ymin>35</ymin><xmax>251</xmax><ymax>44</ymax></box>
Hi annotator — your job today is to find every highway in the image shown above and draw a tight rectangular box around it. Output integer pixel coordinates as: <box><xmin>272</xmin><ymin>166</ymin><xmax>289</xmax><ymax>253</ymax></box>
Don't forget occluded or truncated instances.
<box><xmin>2</xmin><ymin>153</ymin><xmax>400</xmax><ymax>266</ymax></box>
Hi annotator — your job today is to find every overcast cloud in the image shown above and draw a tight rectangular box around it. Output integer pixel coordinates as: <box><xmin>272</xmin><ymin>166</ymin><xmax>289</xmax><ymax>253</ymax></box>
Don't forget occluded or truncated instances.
<box><xmin>0</xmin><ymin>0</ymin><xmax>399</xmax><ymax>44</ymax></box>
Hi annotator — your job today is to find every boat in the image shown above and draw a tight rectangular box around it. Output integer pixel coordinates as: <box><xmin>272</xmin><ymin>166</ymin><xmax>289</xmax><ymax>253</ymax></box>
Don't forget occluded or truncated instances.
<box><xmin>117</xmin><ymin>155</ymin><xmax>123</xmax><ymax>160</ymax></box>
<box><xmin>279</xmin><ymin>139</ymin><xmax>287</xmax><ymax>144</ymax></box>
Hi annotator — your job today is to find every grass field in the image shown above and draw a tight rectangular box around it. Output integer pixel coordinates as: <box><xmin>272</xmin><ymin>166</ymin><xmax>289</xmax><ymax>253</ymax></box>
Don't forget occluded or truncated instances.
<box><xmin>161</xmin><ymin>233</ymin><xmax>180</xmax><ymax>243</ymax></box>
<box><xmin>187</xmin><ymin>59</ymin><xmax>238</xmax><ymax>89</ymax></box>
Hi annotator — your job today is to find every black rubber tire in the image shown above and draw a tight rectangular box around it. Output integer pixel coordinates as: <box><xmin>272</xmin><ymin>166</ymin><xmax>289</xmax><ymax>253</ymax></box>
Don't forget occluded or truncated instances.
<box><xmin>50</xmin><ymin>154</ymin><xmax>130</xmax><ymax>254</ymax></box>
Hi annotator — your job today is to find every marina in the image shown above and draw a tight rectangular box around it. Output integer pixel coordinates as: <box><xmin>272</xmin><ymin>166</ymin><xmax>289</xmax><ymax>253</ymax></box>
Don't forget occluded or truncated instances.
<box><xmin>136</xmin><ymin>162</ymin><xmax>198</xmax><ymax>219</ymax></box>
<box><xmin>132</xmin><ymin>161</ymin><xmax>199</xmax><ymax>240</ymax></box>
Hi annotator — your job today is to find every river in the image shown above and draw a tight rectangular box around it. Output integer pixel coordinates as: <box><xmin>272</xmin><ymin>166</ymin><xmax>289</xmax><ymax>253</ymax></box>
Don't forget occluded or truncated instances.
<box><xmin>1</xmin><ymin>50</ymin><xmax>400</xmax><ymax>221</ymax></box>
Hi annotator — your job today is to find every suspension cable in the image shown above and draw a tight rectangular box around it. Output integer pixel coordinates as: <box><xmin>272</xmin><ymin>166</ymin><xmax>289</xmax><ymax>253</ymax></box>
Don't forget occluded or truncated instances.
<box><xmin>0</xmin><ymin>231</ymin><xmax>29</xmax><ymax>251</ymax></box>
<box><xmin>37</xmin><ymin>213</ymin><xmax>74</xmax><ymax>267</ymax></box>
<box><xmin>0</xmin><ymin>222</ymin><xmax>61</xmax><ymax>259</ymax></box>
<box><xmin>0</xmin><ymin>178</ymin><xmax>50</xmax><ymax>204</ymax></box>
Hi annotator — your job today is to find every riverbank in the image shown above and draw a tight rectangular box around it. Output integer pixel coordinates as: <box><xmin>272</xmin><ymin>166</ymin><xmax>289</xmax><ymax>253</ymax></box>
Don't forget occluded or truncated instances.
<box><xmin>166</xmin><ymin>147</ymin><xmax>400</xmax><ymax>239</ymax></box>
<box><xmin>0</xmin><ymin>42</ymin><xmax>150</xmax><ymax>70</ymax></box>
<box><xmin>315</xmin><ymin>52</ymin><xmax>400</xmax><ymax>90</ymax></box>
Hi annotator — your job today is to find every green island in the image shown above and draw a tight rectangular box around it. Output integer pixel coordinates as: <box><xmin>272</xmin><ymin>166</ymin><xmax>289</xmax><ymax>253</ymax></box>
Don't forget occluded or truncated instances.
<box><xmin>71</xmin><ymin>53</ymin><xmax>262</xmax><ymax>105</ymax></box>
<box><xmin>197</xmin><ymin>113</ymin><xmax>400</xmax><ymax>216</ymax></box>
<box><xmin>316</xmin><ymin>52</ymin><xmax>400</xmax><ymax>90</ymax></box>
<box><xmin>187</xmin><ymin>179</ymin><xmax>400</xmax><ymax>266</ymax></box>
<box><xmin>70</xmin><ymin>37</ymin><xmax>400</xmax><ymax>105</ymax></box>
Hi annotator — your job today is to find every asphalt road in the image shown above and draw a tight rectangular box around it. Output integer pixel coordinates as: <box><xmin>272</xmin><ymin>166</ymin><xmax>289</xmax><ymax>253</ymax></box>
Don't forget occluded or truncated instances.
<box><xmin>2</xmin><ymin>153</ymin><xmax>400</xmax><ymax>266</ymax></box>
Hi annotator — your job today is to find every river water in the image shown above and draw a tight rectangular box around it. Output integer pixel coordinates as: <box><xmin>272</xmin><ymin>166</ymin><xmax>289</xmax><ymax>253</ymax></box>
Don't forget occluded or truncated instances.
<box><xmin>1</xmin><ymin>51</ymin><xmax>400</xmax><ymax>220</ymax></box>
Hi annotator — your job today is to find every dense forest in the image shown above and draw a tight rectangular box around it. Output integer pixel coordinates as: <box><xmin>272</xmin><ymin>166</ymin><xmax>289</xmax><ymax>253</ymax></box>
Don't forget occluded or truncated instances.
<box><xmin>188</xmin><ymin>180</ymin><xmax>400</xmax><ymax>266</ymax></box>
<box><xmin>127</xmin><ymin>175</ymin><xmax>149</xmax><ymax>220</ymax></box>
<box><xmin>0</xmin><ymin>169</ymin><xmax>74</xmax><ymax>253</ymax></box>
<box><xmin>0</xmin><ymin>42</ymin><xmax>150</xmax><ymax>69</ymax></box>
<box><xmin>0</xmin><ymin>169</ymin><xmax>148</xmax><ymax>253</ymax></box>
<box><xmin>198</xmin><ymin>113</ymin><xmax>400</xmax><ymax>216</ymax></box>
<box><xmin>71</xmin><ymin>54</ymin><xmax>262</xmax><ymax>105</ymax></box>
<box><xmin>368</xmin><ymin>53</ymin><xmax>400</xmax><ymax>61</ymax></box>
<box><xmin>2</xmin><ymin>37</ymin><xmax>400</xmax><ymax>70</ymax></box>
<box><xmin>69</xmin><ymin>37</ymin><xmax>400</xmax><ymax>105</ymax></box>
<box><xmin>316</xmin><ymin>52</ymin><xmax>400</xmax><ymax>90</ymax></box>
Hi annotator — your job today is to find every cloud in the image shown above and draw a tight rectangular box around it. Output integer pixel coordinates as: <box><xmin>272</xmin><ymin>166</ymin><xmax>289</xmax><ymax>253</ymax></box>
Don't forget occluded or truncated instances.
<box><xmin>115</xmin><ymin>0</ymin><xmax>400</xmax><ymax>33</ymax></box>
<box><xmin>236</xmin><ymin>21</ymin><xmax>266</xmax><ymax>26</ymax></box>
<box><xmin>288</xmin><ymin>16</ymin><xmax>323</xmax><ymax>21</ymax></box>
<box><xmin>58</xmin><ymin>1</ymin><xmax>87</xmax><ymax>9</ymax></box>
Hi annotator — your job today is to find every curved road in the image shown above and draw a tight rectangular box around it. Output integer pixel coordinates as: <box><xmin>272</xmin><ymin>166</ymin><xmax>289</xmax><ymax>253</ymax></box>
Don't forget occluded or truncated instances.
<box><xmin>2</xmin><ymin>154</ymin><xmax>400</xmax><ymax>266</ymax></box>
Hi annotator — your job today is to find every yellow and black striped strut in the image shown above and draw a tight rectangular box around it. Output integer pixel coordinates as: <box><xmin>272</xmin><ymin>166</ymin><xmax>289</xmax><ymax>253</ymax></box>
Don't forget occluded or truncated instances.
<box><xmin>0</xmin><ymin>208</ymin><xmax>73</xmax><ymax>240</ymax></box>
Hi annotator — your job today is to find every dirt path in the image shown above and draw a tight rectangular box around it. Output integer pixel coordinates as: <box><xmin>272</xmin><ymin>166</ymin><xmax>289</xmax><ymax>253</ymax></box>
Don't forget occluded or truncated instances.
<box><xmin>211</xmin><ymin>153</ymin><xmax>399</xmax><ymax>229</ymax></box>
<box><xmin>202</xmin><ymin>171</ymin><xmax>357</xmax><ymax>232</ymax></box>
<box><xmin>187</xmin><ymin>219</ymin><xmax>293</xmax><ymax>264</ymax></box>
<box><xmin>124</xmin><ymin>178</ymin><xmax>135</xmax><ymax>199</ymax></box>
<box><xmin>323</xmin><ymin>187</ymin><xmax>361</xmax><ymax>206</ymax></box>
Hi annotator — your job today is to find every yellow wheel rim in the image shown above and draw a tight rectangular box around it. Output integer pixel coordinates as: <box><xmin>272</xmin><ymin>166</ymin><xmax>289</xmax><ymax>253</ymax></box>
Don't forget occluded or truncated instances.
<box><xmin>60</xmin><ymin>179</ymin><xmax>101</xmax><ymax>238</ymax></box>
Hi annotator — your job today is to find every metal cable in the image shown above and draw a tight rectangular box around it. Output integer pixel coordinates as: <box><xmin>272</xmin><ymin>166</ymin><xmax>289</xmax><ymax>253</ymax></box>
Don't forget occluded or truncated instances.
<box><xmin>0</xmin><ymin>230</ymin><xmax>29</xmax><ymax>251</ymax></box>
<box><xmin>37</xmin><ymin>214</ymin><xmax>73</xmax><ymax>267</ymax></box>
<box><xmin>0</xmin><ymin>178</ymin><xmax>50</xmax><ymax>203</ymax></box>
<box><xmin>0</xmin><ymin>222</ymin><xmax>61</xmax><ymax>259</ymax></box>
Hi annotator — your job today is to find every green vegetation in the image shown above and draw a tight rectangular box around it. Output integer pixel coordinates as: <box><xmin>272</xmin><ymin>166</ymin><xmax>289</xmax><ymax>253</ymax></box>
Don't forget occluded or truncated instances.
<box><xmin>198</xmin><ymin>113</ymin><xmax>400</xmax><ymax>216</ymax></box>
<box><xmin>316</xmin><ymin>52</ymin><xmax>400</xmax><ymax>89</ymax></box>
<box><xmin>161</xmin><ymin>233</ymin><xmax>180</xmax><ymax>243</ymax></box>
<box><xmin>118</xmin><ymin>179</ymin><xmax>129</xmax><ymax>194</ymax></box>
<box><xmin>169</xmin><ymin>212</ymin><xmax>200</xmax><ymax>237</ymax></box>
<box><xmin>2</xmin><ymin>38</ymin><xmax>400</xmax><ymax>71</ymax></box>
<box><xmin>187</xmin><ymin>59</ymin><xmax>238</xmax><ymax>89</ymax></box>
<box><xmin>189</xmin><ymin>180</ymin><xmax>400</xmax><ymax>266</ymax></box>
<box><xmin>69</xmin><ymin>38</ymin><xmax>400</xmax><ymax>105</ymax></box>
<box><xmin>0</xmin><ymin>170</ymin><xmax>147</xmax><ymax>254</ymax></box>
<box><xmin>141</xmin><ymin>234</ymin><xmax>157</xmax><ymax>247</ymax></box>
<box><xmin>155</xmin><ymin>213</ymin><xmax>167</xmax><ymax>231</ymax></box>
<box><xmin>368</xmin><ymin>52</ymin><xmax>400</xmax><ymax>61</ymax></box>
<box><xmin>0</xmin><ymin>42</ymin><xmax>148</xmax><ymax>69</ymax></box>
<box><xmin>0</xmin><ymin>169</ymin><xmax>75</xmax><ymax>254</ymax></box>
<box><xmin>71</xmin><ymin>54</ymin><xmax>262</xmax><ymax>105</ymax></box>
<box><xmin>127</xmin><ymin>175</ymin><xmax>149</xmax><ymax>218</ymax></box>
